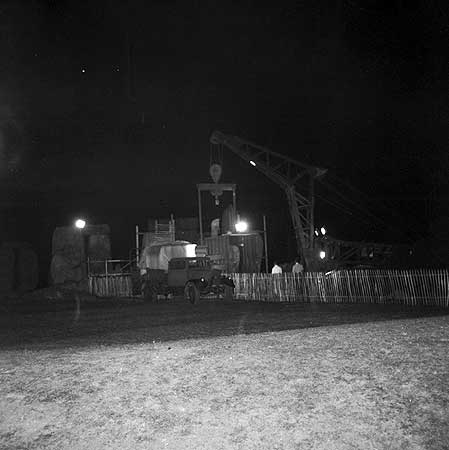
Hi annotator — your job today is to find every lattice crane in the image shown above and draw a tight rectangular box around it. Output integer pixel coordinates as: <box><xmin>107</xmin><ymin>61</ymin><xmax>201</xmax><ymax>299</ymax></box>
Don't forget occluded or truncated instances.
<box><xmin>210</xmin><ymin>130</ymin><xmax>327</xmax><ymax>269</ymax></box>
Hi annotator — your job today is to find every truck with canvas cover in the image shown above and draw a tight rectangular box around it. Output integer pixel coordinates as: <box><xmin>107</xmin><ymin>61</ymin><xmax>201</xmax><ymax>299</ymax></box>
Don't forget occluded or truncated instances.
<box><xmin>142</xmin><ymin>257</ymin><xmax>235</xmax><ymax>304</ymax></box>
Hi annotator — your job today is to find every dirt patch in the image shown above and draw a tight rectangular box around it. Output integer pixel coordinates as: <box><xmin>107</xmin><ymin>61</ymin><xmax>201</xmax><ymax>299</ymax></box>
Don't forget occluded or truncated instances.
<box><xmin>1</xmin><ymin>316</ymin><xmax>448</xmax><ymax>449</ymax></box>
<box><xmin>1</xmin><ymin>299</ymin><xmax>448</xmax><ymax>350</ymax></box>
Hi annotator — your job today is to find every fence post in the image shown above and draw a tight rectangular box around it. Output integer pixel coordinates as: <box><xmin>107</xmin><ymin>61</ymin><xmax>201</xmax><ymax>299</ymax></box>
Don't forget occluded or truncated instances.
<box><xmin>263</xmin><ymin>214</ymin><xmax>269</xmax><ymax>274</ymax></box>
<box><xmin>105</xmin><ymin>259</ymin><xmax>108</xmax><ymax>296</ymax></box>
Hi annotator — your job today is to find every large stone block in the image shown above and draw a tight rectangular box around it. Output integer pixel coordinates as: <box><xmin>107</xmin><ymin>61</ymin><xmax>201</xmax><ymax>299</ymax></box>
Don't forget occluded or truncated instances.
<box><xmin>0</xmin><ymin>246</ymin><xmax>14</xmax><ymax>294</ymax></box>
<box><xmin>50</xmin><ymin>225</ymin><xmax>111</xmax><ymax>284</ymax></box>
<box><xmin>52</xmin><ymin>227</ymin><xmax>85</xmax><ymax>262</ymax></box>
<box><xmin>87</xmin><ymin>234</ymin><xmax>111</xmax><ymax>260</ymax></box>
<box><xmin>0</xmin><ymin>242</ymin><xmax>39</xmax><ymax>295</ymax></box>
<box><xmin>50</xmin><ymin>253</ymin><xmax>84</xmax><ymax>284</ymax></box>
<box><xmin>13</xmin><ymin>245</ymin><xmax>38</xmax><ymax>292</ymax></box>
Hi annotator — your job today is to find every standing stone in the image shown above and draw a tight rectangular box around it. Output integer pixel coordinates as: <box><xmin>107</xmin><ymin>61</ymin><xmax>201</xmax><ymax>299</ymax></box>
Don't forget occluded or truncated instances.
<box><xmin>50</xmin><ymin>225</ymin><xmax>111</xmax><ymax>284</ymax></box>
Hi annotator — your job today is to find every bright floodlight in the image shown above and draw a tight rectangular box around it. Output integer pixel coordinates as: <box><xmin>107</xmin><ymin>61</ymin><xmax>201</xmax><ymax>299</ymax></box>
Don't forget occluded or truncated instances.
<box><xmin>319</xmin><ymin>250</ymin><xmax>326</xmax><ymax>260</ymax></box>
<box><xmin>235</xmin><ymin>221</ymin><xmax>248</xmax><ymax>233</ymax></box>
<box><xmin>321</xmin><ymin>226</ymin><xmax>326</xmax><ymax>235</ymax></box>
<box><xmin>314</xmin><ymin>229</ymin><xmax>319</xmax><ymax>236</ymax></box>
<box><xmin>75</xmin><ymin>219</ymin><xmax>86</xmax><ymax>229</ymax></box>
<box><xmin>249</xmin><ymin>160</ymin><xmax>256</xmax><ymax>167</ymax></box>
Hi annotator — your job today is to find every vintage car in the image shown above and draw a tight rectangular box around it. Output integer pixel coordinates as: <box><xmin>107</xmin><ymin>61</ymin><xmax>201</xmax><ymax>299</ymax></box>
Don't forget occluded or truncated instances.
<box><xmin>142</xmin><ymin>257</ymin><xmax>235</xmax><ymax>304</ymax></box>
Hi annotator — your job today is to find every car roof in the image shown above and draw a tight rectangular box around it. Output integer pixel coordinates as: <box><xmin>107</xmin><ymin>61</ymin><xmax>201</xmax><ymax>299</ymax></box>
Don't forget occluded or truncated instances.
<box><xmin>170</xmin><ymin>257</ymin><xmax>210</xmax><ymax>261</ymax></box>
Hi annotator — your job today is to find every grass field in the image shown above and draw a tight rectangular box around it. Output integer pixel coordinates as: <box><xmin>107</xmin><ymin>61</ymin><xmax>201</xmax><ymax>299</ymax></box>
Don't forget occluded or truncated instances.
<box><xmin>1</xmin><ymin>299</ymin><xmax>448</xmax><ymax>449</ymax></box>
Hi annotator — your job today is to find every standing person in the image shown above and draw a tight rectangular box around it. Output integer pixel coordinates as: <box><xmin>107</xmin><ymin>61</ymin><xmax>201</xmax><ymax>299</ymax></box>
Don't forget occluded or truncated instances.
<box><xmin>271</xmin><ymin>261</ymin><xmax>282</xmax><ymax>274</ymax></box>
<box><xmin>292</xmin><ymin>258</ymin><xmax>304</xmax><ymax>274</ymax></box>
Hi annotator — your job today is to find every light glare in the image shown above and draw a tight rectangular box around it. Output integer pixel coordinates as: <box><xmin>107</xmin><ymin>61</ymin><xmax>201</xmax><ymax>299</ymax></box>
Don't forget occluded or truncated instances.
<box><xmin>249</xmin><ymin>160</ymin><xmax>256</xmax><ymax>167</ymax></box>
<box><xmin>319</xmin><ymin>250</ymin><xmax>326</xmax><ymax>259</ymax></box>
<box><xmin>186</xmin><ymin>244</ymin><xmax>197</xmax><ymax>257</ymax></box>
<box><xmin>235</xmin><ymin>221</ymin><xmax>248</xmax><ymax>233</ymax></box>
<box><xmin>321</xmin><ymin>226</ymin><xmax>326</xmax><ymax>235</ymax></box>
<box><xmin>75</xmin><ymin>219</ymin><xmax>86</xmax><ymax>229</ymax></box>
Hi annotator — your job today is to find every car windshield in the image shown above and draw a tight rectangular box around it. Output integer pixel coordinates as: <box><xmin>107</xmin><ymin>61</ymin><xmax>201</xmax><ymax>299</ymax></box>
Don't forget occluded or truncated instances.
<box><xmin>188</xmin><ymin>259</ymin><xmax>210</xmax><ymax>269</ymax></box>
<box><xmin>169</xmin><ymin>260</ymin><xmax>186</xmax><ymax>270</ymax></box>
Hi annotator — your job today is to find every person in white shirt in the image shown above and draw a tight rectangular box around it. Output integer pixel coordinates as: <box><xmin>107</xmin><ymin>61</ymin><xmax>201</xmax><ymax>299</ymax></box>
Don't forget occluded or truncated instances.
<box><xmin>271</xmin><ymin>261</ymin><xmax>282</xmax><ymax>274</ymax></box>
<box><xmin>292</xmin><ymin>258</ymin><xmax>304</xmax><ymax>274</ymax></box>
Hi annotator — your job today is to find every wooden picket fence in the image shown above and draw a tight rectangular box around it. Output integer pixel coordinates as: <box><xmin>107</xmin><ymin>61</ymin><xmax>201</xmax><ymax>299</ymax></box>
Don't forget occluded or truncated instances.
<box><xmin>88</xmin><ymin>274</ymin><xmax>133</xmax><ymax>298</ymax></box>
<box><xmin>88</xmin><ymin>269</ymin><xmax>449</xmax><ymax>307</ymax></box>
<box><xmin>230</xmin><ymin>270</ymin><xmax>449</xmax><ymax>307</ymax></box>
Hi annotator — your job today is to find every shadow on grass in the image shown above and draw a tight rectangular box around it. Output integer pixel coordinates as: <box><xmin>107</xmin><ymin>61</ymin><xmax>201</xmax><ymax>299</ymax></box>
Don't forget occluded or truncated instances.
<box><xmin>1</xmin><ymin>298</ymin><xmax>448</xmax><ymax>349</ymax></box>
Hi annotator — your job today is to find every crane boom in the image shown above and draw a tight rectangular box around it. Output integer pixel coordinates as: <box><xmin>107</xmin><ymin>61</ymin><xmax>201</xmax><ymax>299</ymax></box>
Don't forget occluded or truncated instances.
<box><xmin>209</xmin><ymin>130</ymin><xmax>327</xmax><ymax>269</ymax></box>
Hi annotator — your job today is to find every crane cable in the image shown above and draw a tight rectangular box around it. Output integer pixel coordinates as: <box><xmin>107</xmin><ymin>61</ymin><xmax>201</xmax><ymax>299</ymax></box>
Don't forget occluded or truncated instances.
<box><xmin>326</xmin><ymin>172</ymin><xmax>426</xmax><ymax>235</ymax></box>
<box><xmin>210</xmin><ymin>142</ymin><xmax>223</xmax><ymax>168</ymax></box>
<box><xmin>318</xmin><ymin>179</ymin><xmax>390</xmax><ymax>227</ymax></box>
<box><xmin>317</xmin><ymin>175</ymin><xmax>425</xmax><ymax>240</ymax></box>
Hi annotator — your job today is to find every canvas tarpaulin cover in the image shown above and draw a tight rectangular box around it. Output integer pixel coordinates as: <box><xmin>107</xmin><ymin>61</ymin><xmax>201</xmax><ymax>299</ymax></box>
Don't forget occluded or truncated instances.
<box><xmin>139</xmin><ymin>241</ymin><xmax>197</xmax><ymax>272</ymax></box>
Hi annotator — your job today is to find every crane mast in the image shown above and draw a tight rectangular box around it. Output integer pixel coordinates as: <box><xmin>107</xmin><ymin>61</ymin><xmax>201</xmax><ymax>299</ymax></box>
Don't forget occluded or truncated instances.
<box><xmin>209</xmin><ymin>130</ymin><xmax>327</xmax><ymax>269</ymax></box>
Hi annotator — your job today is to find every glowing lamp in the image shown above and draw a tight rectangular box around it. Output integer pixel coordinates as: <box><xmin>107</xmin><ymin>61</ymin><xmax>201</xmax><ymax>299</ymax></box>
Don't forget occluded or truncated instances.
<box><xmin>249</xmin><ymin>160</ymin><xmax>256</xmax><ymax>167</ymax></box>
<box><xmin>319</xmin><ymin>250</ymin><xmax>326</xmax><ymax>260</ymax></box>
<box><xmin>75</xmin><ymin>219</ymin><xmax>86</xmax><ymax>229</ymax></box>
<box><xmin>235</xmin><ymin>221</ymin><xmax>248</xmax><ymax>233</ymax></box>
<box><xmin>320</xmin><ymin>226</ymin><xmax>326</xmax><ymax>235</ymax></box>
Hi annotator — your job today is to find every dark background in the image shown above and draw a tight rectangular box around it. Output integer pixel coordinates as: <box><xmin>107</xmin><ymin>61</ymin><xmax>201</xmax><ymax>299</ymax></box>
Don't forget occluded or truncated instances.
<box><xmin>1</xmin><ymin>1</ymin><xmax>448</xmax><ymax>282</ymax></box>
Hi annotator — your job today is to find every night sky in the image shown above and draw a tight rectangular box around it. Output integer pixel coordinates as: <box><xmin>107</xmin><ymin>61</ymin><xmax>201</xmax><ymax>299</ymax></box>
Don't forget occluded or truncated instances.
<box><xmin>1</xmin><ymin>1</ymin><xmax>448</xmax><ymax>278</ymax></box>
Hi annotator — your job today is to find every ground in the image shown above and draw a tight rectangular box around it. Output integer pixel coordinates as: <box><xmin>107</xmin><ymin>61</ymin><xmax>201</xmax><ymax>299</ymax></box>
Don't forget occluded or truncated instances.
<box><xmin>0</xmin><ymin>298</ymin><xmax>448</xmax><ymax>450</ymax></box>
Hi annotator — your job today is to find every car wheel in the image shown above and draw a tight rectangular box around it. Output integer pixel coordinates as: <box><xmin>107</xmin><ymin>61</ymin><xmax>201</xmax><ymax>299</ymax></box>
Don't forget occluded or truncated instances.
<box><xmin>143</xmin><ymin>282</ymin><xmax>158</xmax><ymax>302</ymax></box>
<box><xmin>224</xmin><ymin>285</ymin><xmax>234</xmax><ymax>301</ymax></box>
<box><xmin>184</xmin><ymin>281</ymin><xmax>200</xmax><ymax>304</ymax></box>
